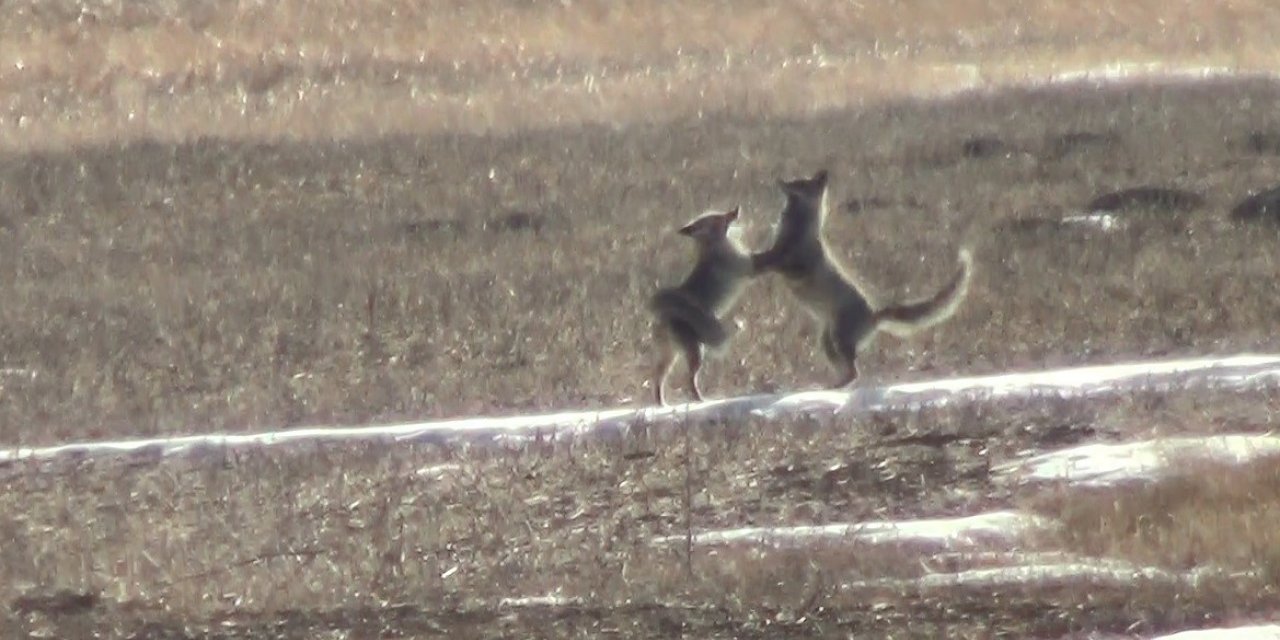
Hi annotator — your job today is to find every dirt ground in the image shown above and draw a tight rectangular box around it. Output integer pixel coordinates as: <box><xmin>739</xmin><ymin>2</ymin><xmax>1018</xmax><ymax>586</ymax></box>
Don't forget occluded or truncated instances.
<box><xmin>7</xmin><ymin>1</ymin><xmax>1280</xmax><ymax>637</ymax></box>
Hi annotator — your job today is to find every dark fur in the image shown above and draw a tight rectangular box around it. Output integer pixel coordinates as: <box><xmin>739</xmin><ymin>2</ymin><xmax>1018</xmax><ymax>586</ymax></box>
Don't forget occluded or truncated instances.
<box><xmin>753</xmin><ymin>170</ymin><xmax>973</xmax><ymax>387</ymax></box>
<box><xmin>648</xmin><ymin>208</ymin><xmax>753</xmax><ymax>405</ymax></box>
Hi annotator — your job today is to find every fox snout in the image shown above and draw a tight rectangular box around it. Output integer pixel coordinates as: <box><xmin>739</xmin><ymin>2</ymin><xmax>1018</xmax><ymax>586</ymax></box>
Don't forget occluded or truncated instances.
<box><xmin>678</xmin><ymin>206</ymin><xmax>740</xmax><ymax>238</ymax></box>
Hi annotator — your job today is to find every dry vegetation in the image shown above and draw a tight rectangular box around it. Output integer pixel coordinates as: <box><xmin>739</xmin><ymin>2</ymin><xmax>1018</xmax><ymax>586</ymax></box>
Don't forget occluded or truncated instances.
<box><xmin>6</xmin><ymin>383</ymin><xmax>1280</xmax><ymax>638</ymax></box>
<box><xmin>5</xmin><ymin>78</ymin><xmax>1280</xmax><ymax>446</ymax></box>
<box><xmin>2</xmin><ymin>0</ymin><xmax>1280</xmax><ymax>150</ymax></box>
<box><xmin>6</xmin><ymin>0</ymin><xmax>1280</xmax><ymax>637</ymax></box>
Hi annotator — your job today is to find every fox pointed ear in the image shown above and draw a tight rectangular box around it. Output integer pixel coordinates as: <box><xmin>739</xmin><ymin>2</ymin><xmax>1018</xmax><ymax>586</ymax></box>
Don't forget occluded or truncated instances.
<box><xmin>812</xmin><ymin>169</ymin><xmax>829</xmax><ymax>188</ymax></box>
<box><xmin>724</xmin><ymin>206</ymin><xmax>740</xmax><ymax>222</ymax></box>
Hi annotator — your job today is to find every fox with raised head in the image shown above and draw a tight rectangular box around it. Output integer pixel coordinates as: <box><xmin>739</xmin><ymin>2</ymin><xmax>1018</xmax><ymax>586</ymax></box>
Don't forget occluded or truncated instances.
<box><xmin>648</xmin><ymin>206</ymin><xmax>754</xmax><ymax>406</ymax></box>
<box><xmin>751</xmin><ymin>170</ymin><xmax>974</xmax><ymax>387</ymax></box>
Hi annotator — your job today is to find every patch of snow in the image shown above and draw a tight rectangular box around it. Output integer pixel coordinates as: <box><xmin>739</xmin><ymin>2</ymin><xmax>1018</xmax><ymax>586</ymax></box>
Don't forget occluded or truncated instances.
<box><xmin>1151</xmin><ymin>626</ymin><xmax>1280</xmax><ymax>640</ymax></box>
<box><xmin>924</xmin><ymin>550</ymin><xmax>1146</xmax><ymax>571</ymax></box>
<box><xmin>650</xmin><ymin>510</ymin><xmax>1051</xmax><ymax>551</ymax></box>
<box><xmin>1062</xmin><ymin>213</ymin><xmax>1123</xmax><ymax>231</ymax></box>
<box><xmin>498</xmin><ymin>594</ymin><xmax>583</xmax><ymax>608</ymax></box>
<box><xmin>2</xmin><ymin>353</ymin><xmax>1279</xmax><ymax>466</ymax></box>
<box><xmin>844</xmin><ymin>561</ymin><xmax>1244</xmax><ymax>593</ymax></box>
<box><xmin>1043</xmin><ymin>63</ymin><xmax>1239</xmax><ymax>86</ymax></box>
<box><xmin>414</xmin><ymin>463</ymin><xmax>461</xmax><ymax>478</ymax></box>
<box><xmin>751</xmin><ymin>353</ymin><xmax>1280</xmax><ymax>420</ymax></box>
<box><xmin>995</xmin><ymin>434</ymin><xmax>1280</xmax><ymax>488</ymax></box>
<box><xmin>916</xmin><ymin>63</ymin><xmax>1280</xmax><ymax>107</ymax></box>
<box><xmin>882</xmin><ymin>354</ymin><xmax>1280</xmax><ymax>400</ymax></box>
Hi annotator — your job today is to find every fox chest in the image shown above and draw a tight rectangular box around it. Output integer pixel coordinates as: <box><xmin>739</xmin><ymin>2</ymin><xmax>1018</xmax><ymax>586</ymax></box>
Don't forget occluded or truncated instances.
<box><xmin>682</xmin><ymin>261</ymin><xmax>750</xmax><ymax>311</ymax></box>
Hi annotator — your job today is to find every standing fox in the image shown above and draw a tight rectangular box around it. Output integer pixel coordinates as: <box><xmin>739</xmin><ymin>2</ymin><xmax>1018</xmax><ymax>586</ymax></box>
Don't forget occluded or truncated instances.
<box><xmin>648</xmin><ymin>206</ymin><xmax>754</xmax><ymax>406</ymax></box>
<box><xmin>751</xmin><ymin>170</ymin><xmax>974</xmax><ymax>388</ymax></box>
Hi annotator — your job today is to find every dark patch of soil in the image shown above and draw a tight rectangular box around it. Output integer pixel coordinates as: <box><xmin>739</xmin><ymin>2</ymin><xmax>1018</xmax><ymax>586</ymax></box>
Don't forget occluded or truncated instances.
<box><xmin>1231</xmin><ymin>185</ymin><xmax>1280</xmax><ymax>222</ymax></box>
<box><xmin>1085</xmin><ymin>186</ymin><xmax>1206</xmax><ymax>213</ymax></box>
<box><xmin>1239</xmin><ymin>130</ymin><xmax>1280</xmax><ymax>155</ymax></box>
<box><xmin>960</xmin><ymin>135</ymin><xmax>1012</xmax><ymax>159</ymax></box>
<box><xmin>840</xmin><ymin>196</ymin><xmax>896</xmax><ymax>215</ymax></box>
<box><xmin>1044</xmin><ymin>130</ymin><xmax>1121</xmax><ymax>157</ymax></box>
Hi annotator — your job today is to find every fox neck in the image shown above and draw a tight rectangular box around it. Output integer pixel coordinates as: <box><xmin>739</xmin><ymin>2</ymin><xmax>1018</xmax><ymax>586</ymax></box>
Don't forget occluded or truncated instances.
<box><xmin>697</xmin><ymin>234</ymin><xmax>743</xmax><ymax>257</ymax></box>
<box><xmin>782</xmin><ymin>193</ymin><xmax>825</xmax><ymax>234</ymax></box>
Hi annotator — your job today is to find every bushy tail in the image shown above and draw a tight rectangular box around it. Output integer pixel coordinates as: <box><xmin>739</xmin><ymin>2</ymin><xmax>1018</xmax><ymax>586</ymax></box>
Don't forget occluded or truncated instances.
<box><xmin>873</xmin><ymin>247</ymin><xmax>974</xmax><ymax>338</ymax></box>
<box><xmin>649</xmin><ymin>289</ymin><xmax>729</xmax><ymax>348</ymax></box>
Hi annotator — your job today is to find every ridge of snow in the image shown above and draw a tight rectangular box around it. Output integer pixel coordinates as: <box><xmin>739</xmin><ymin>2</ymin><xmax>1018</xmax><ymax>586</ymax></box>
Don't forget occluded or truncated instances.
<box><xmin>844</xmin><ymin>562</ymin><xmax>1249</xmax><ymax>593</ymax></box>
<box><xmin>3</xmin><ymin>353</ymin><xmax>1278</xmax><ymax>467</ymax></box>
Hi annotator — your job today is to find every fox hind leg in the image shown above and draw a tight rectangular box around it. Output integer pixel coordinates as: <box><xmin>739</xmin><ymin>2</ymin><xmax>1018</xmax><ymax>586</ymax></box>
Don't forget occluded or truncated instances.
<box><xmin>827</xmin><ymin>323</ymin><xmax>861</xmax><ymax>389</ymax></box>
<box><xmin>819</xmin><ymin>327</ymin><xmax>841</xmax><ymax>367</ymax></box>
<box><xmin>651</xmin><ymin>328</ymin><xmax>677</xmax><ymax>406</ymax></box>
<box><xmin>833</xmin><ymin>359</ymin><xmax>859</xmax><ymax>389</ymax></box>
<box><xmin>676</xmin><ymin>328</ymin><xmax>706</xmax><ymax>402</ymax></box>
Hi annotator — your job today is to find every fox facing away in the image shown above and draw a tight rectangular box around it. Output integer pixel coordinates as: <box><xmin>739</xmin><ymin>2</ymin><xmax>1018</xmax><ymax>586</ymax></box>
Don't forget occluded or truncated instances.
<box><xmin>648</xmin><ymin>206</ymin><xmax>754</xmax><ymax>406</ymax></box>
<box><xmin>751</xmin><ymin>169</ymin><xmax>974</xmax><ymax>388</ymax></box>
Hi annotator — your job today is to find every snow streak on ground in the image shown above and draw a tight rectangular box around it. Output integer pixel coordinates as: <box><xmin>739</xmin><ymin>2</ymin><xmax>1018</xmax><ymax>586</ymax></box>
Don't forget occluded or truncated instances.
<box><xmin>1151</xmin><ymin>626</ymin><xmax>1280</xmax><ymax>640</ymax></box>
<box><xmin>652</xmin><ymin>512</ymin><xmax>1252</xmax><ymax>596</ymax></box>
<box><xmin>1061</xmin><ymin>213</ymin><xmax>1123</xmax><ymax>231</ymax></box>
<box><xmin>844</xmin><ymin>562</ymin><xmax>1242</xmax><ymax>592</ymax></box>
<box><xmin>4</xmin><ymin>353</ymin><xmax>1278</xmax><ymax>466</ymax></box>
<box><xmin>651</xmin><ymin>511</ymin><xmax>1049</xmax><ymax>552</ymax></box>
<box><xmin>996</xmin><ymin>434</ymin><xmax>1280</xmax><ymax>487</ymax></box>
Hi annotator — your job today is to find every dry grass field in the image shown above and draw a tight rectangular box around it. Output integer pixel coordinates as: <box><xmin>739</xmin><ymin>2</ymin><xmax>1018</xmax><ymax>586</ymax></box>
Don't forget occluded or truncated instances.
<box><xmin>5</xmin><ymin>77</ymin><xmax>1280</xmax><ymax>446</ymax></box>
<box><xmin>6</xmin><ymin>0</ymin><xmax>1280</xmax><ymax>637</ymax></box>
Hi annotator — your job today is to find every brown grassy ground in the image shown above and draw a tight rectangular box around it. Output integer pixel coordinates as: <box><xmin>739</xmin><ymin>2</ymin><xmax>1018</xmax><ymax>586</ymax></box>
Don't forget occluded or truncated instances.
<box><xmin>4</xmin><ymin>77</ymin><xmax>1280</xmax><ymax>445</ymax></box>
<box><xmin>2</xmin><ymin>0</ymin><xmax>1280</xmax><ymax>150</ymax></box>
<box><xmin>7</xmin><ymin>0</ymin><xmax>1280</xmax><ymax>637</ymax></box>
<box><xmin>5</xmin><ymin>383</ymin><xmax>1280</xmax><ymax>638</ymax></box>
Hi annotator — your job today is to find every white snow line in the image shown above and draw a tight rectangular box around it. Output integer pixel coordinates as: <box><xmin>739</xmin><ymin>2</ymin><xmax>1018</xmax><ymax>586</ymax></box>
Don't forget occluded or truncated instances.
<box><xmin>498</xmin><ymin>594</ymin><xmax>583</xmax><ymax>609</ymax></box>
<box><xmin>1041</xmin><ymin>63</ymin><xmax>1242</xmax><ymax>87</ymax></box>
<box><xmin>923</xmin><ymin>550</ymin><xmax>1154</xmax><ymax>571</ymax></box>
<box><xmin>4</xmin><ymin>353</ymin><xmax>1280</xmax><ymax>466</ymax></box>
<box><xmin>995</xmin><ymin>433</ymin><xmax>1280</xmax><ymax>488</ymax></box>
<box><xmin>650</xmin><ymin>510</ymin><xmax>1052</xmax><ymax>551</ymax></box>
<box><xmin>1062</xmin><ymin>213</ymin><xmax>1124</xmax><ymax>231</ymax></box>
<box><xmin>1151</xmin><ymin>626</ymin><xmax>1280</xmax><ymax>640</ymax></box>
<box><xmin>414</xmin><ymin>463</ymin><xmax>462</xmax><ymax>478</ymax></box>
<box><xmin>843</xmin><ymin>562</ymin><xmax>1246</xmax><ymax>593</ymax></box>
<box><xmin>915</xmin><ymin>63</ymin><xmax>1279</xmax><ymax>106</ymax></box>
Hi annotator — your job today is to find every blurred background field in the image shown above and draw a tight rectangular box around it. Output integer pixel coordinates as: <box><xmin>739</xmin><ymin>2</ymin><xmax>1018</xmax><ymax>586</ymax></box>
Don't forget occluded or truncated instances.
<box><xmin>6</xmin><ymin>1</ymin><xmax>1280</xmax><ymax>638</ymax></box>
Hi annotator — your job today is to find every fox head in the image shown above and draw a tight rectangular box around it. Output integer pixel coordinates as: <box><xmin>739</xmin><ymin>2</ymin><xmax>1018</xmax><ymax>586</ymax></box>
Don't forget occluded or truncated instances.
<box><xmin>777</xmin><ymin>169</ymin><xmax>830</xmax><ymax>221</ymax></box>
<box><xmin>678</xmin><ymin>206</ymin><xmax>740</xmax><ymax>245</ymax></box>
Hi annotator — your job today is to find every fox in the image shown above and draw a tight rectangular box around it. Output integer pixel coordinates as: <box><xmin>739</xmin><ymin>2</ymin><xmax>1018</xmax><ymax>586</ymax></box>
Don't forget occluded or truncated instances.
<box><xmin>751</xmin><ymin>169</ymin><xmax>974</xmax><ymax>388</ymax></box>
<box><xmin>648</xmin><ymin>206</ymin><xmax>755</xmax><ymax>406</ymax></box>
